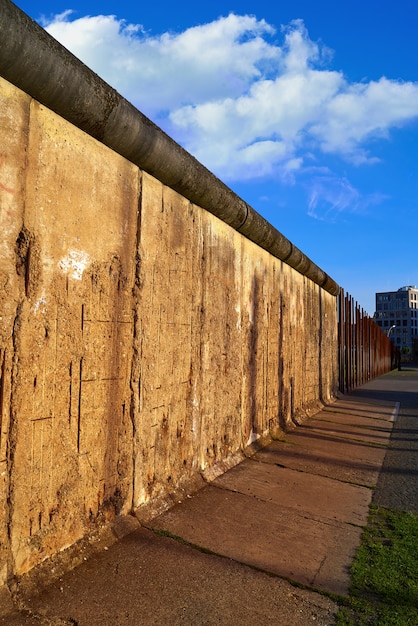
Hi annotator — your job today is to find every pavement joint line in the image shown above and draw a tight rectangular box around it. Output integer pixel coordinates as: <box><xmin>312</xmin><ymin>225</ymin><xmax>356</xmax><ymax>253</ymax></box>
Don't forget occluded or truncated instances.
<box><xmin>163</xmin><ymin>478</ymin><xmax>369</xmax><ymax>529</ymax></box>
<box><xmin>288</xmin><ymin>432</ymin><xmax>390</xmax><ymax>448</ymax></box>
<box><xmin>312</xmin><ymin>416</ymin><xmax>393</xmax><ymax>428</ymax></box>
<box><xmin>255</xmin><ymin>444</ymin><xmax>382</xmax><ymax>470</ymax></box>
<box><xmin>270</xmin><ymin>437</ymin><xmax>298</xmax><ymax>445</ymax></box>
<box><xmin>345</xmin><ymin>423</ymin><xmax>392</xmax><ymax>432</ymax></box>
<box><xmin>311</xmin><ymin>555</ymin><xmax>327</xmax><ymax>589</ymax></box>
<box><xmin>269</xmin><ymin>462</ymin><xmax>377</xmax><ymax>490</ymax></box>
<box><xmin>323</xmin><ymin>406</ymin><xmax>392</xmax><ymax>412</ymax></box>
<box><xmin>321</xmin><ymin>408</ymin><xmax>396</xmax><ymax>420</ymax></box>
<box><xmin>297</xmin><ymin>426</ymin><xmax>392</xmax><ymax>444</ymax></box>
<box><xmin>145</xmin><ymin>524</ymin><xmax>347</xmax><ymax>603</ymax></box>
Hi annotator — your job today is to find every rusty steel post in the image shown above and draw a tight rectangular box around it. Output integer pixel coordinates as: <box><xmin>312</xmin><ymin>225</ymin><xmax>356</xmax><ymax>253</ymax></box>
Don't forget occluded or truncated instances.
<box><xmin>337</xmin><ymin>291</ymin><xmax>393</xmax><ymax>394</ymax></box>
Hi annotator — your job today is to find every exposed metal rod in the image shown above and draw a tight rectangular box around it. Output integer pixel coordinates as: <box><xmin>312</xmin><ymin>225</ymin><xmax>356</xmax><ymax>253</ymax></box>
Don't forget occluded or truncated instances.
<box><xmin>337</xmin><ymin>290</ymin><xmax>395</xmax><ymax>393</ymax></box>
<box><xmin>0</xmin><ymin>0</ymin><xmax>340</xmax><ymax>296</ymax></box>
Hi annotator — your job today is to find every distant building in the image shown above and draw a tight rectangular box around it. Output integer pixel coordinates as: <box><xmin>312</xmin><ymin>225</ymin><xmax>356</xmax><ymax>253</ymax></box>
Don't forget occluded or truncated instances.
<box><xmin>375</xmin><ymin>286</ymin><xmax>418</xmax><ymax>357</ymax></box>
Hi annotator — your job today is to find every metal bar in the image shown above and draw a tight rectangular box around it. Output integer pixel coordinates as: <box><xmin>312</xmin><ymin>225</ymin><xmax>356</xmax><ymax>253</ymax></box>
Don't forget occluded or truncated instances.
<box><xmin>337</xmin><ymin>291</ymin><xmax>393</xmax><ymax>394</ymax></box>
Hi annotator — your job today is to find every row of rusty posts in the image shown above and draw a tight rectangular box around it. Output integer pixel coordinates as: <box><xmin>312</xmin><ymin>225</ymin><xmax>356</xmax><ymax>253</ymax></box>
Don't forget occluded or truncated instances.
<box><xmin>337</xmin><ymin>289</ymin><xmax>398</xmax><ymax>394</ymax></box>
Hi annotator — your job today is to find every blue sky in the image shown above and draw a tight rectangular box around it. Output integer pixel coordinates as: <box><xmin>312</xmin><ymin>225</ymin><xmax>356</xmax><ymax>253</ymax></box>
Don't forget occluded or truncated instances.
<box><xmin>14</xmin><ymin>0</ymin><xmax>418</xmax><ymax>314</ymax></box>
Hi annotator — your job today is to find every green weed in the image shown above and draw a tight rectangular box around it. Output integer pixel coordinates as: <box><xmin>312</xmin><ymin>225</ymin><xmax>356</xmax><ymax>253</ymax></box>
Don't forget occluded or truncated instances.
<box><xmin>335</xmin><ymin>505</ymin><xmax>418</xmax><ymax>625</ymax></box>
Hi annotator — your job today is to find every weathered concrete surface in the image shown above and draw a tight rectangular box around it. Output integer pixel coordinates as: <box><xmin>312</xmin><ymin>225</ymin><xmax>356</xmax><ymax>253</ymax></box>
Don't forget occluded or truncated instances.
<box><xmin>1</xmin><ymin>389</ymin><xmax>398</xmax><ymax>624</ymax></box>
<box><xmin>147</xmin><ymin>395</ymin><xmax>395</xmax><ymax>597</ymax></box>
<box><xmin>214</xmin><ymin>459</ymin><xmax>371</xmax><ymax>525</ymax></box>
<box><xmin>350</xmin><ymin>365</ymin><xmax>418</xmax><ymax>515</ymax></box>
<box><xmin>1</xmin><ymin>81</ymin><xmax>139</xmax><ymax>583</ymax></box>
<box><xmin>133</xmin><ymin>173</ymin><xmax>338</xmax><ymax>508</ymax></box>
<box><xmin>0</xmin><ymin>73</ymin><xmax>339</xmax><ymax>591</ymax></box>
<box><xmin>150</xmin><ymin>484</ymin><xmax>364</xmax><ymax>596</ymax></box>
<box><xmin>1</xmin><ymin>75</ymin><xmax>139</xmax><ymax>587</ymax></box>
<box><xmin>4</xmin><ymin>528</ymin><xmax>337</xmax><ymax>626</ymax></box>
<box><xmin>254</xmin><ymin>396</ymin><xmax>394</xmax><ymax>487</ymax></box>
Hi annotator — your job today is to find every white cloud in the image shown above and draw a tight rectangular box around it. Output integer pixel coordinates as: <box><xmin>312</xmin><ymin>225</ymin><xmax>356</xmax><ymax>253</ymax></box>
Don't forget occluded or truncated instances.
<box><xmin>307</xmin><ymin>175</ymin><xmax>388</xmax><ymax>221</ymax></box>
<box><xmin>311</xmin><ymin>78</ymin><xmax>418</xmax><ymax>163</ymax></box>
<box><xmin>43</xmin><ymin>13</ymin><xmax>278</xmax><ymax>116</ymax></box>
<box><xmin>42</xmin><ymin>11</ymin><xmax>418</xmax><ymax>216</ymax></box>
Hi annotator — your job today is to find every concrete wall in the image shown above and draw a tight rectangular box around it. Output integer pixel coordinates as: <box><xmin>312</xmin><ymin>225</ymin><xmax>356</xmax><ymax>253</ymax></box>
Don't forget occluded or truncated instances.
<box><xmin>0</xmin><ymin>73</ymin><xmax>337</xmax><ymax>588</ymax></box>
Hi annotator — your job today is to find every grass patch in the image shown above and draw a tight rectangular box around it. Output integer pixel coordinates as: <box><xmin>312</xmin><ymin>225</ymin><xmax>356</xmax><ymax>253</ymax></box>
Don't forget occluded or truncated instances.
<box><xmin>336</xmin><ymin>505</ymin><xmax>418</xmax><ymax>625</ymax></box>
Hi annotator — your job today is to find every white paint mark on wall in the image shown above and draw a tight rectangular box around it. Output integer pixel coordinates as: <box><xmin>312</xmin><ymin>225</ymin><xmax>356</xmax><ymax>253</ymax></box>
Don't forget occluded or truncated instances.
<box><xmin>246</xmin><ymin>429</ymin><xmax>260</xmax><ymax>447</ymax></box>
<box><xmin>34</xmin><ymin>297</ymin><xmax>46</xmax><ymax>314</ymax></box>
<box><xmin>58</xmin><ymin>250</ymin><xmax>90</xmax><ymax>280</ymax></box>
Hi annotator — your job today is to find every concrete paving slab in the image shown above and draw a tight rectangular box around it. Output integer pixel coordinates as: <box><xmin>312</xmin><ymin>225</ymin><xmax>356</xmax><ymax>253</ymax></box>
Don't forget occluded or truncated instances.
<box><xmin>283</xmin><ymin>426</ymin><xmax>389</xmax><ymax>460</ymax></box>
<box><xmin>149</xmin><ymin>485</ymin><xmax>363</xmax><ymax>596</ymax></box>
<box><xmin>251</xmin><ymin>398</ymin><xmax>396</xmax><ymax>487</ymax></box>
<box><xmin>312</xmin><ymin>408</ymin><xmax>394</xmax><ymax>426</ymax></box>
<box><xmin>307</xmin><ymin>410</ymin><xmax>393</xmax><ymax>446</ymax></box>
<box><xmin>6</xmin><ymin>528</ymin><xmax>338</xmax><ymax>626</ymax></box>
<box><xmin>300</xmin><ymin>417</ymin><xmax>392</xmax><ymax>446</ymax></box>
<box><xmin>315</xmin><ymin>397</ymin><xmax>396</xmax><ymax>419</ymax></box>
<box><xmin>320</xmin><ymin>405</ymin><xmax>395</xmax><ymax>421</ymax></box>
<box><xmin>213</xmin><ymin>458</ymin><xmax>371</xmax><ymax>525</ymax></box>
<box><xmin>254</xmin><ymin>439</ymin><xmax>384</xmax><ymax>486</ymax></box>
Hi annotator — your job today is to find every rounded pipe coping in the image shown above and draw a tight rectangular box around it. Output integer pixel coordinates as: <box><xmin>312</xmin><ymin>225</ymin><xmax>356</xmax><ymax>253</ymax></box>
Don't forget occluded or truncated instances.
<box><xmin>0</xmin><ymin>0</ymin><xmax>340</xmax><ymax>296</ymax></box>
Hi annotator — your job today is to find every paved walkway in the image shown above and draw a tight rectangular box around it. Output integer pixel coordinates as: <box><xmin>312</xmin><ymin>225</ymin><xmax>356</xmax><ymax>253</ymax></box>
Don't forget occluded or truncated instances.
<box><xmin>351</xmin><ymin>364</ymin><xmax>418</xmax><ymax>515</ymax></box>
<box><xmin>2</xmin><ymin>366</ymin><xmax>417</xmax><ymax>625</ymax></box>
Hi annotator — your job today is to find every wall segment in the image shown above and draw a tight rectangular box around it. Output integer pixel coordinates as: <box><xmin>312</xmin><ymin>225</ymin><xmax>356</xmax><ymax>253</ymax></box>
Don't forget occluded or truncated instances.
<box><xmin>0</xmin><ymin>83</ymin><xmax>139</xmax><ymax>583</ymax></box>
<box><xmin>0</xmin><ymin>75</ymin><xmax>338</xmax><ymax>589</ymax></box>
<box><xmin>0</xmin><ymin>0</ymin><xmax>339</xmax><ymax>296</ymax></box>
<box><xmin>0</xmin><ymin>0</ymin><xmax>339</xmax><ymax>594</ymax></box>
